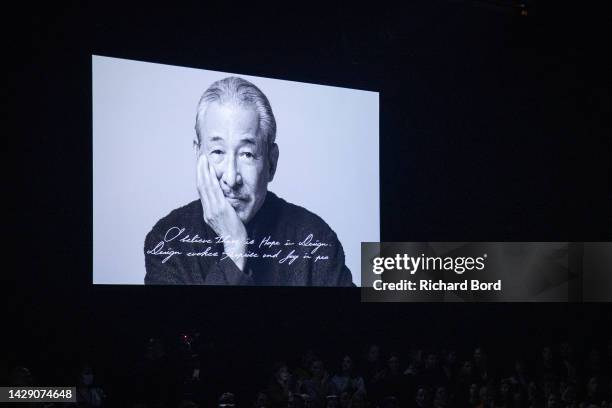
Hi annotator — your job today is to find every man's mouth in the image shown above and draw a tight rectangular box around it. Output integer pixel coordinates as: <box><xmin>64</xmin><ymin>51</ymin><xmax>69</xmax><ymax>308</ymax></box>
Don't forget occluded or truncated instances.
<box><xmin>224</xmin><ymin>195</ymin><xmax>247</xmax><ymax>206</ymax></box>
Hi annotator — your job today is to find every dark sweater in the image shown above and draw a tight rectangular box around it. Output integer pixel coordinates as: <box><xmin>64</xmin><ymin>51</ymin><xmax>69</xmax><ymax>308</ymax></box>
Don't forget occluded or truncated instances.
<box><xmin>144</xmin><ymin>192</ymin><xmax>353</xmax><ymax>286</ymax></box>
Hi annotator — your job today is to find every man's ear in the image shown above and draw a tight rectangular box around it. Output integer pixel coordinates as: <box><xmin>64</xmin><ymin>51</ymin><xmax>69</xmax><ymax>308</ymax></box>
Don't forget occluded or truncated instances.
<box><xmin>268</xmin><ymin>143</ymin><xmax>279</xmax><ymax>182</ymax></box>
<box><xmin>193</xmin><ymin>138</ymin><xmax>201</xmax><ymax>157</ymax></box>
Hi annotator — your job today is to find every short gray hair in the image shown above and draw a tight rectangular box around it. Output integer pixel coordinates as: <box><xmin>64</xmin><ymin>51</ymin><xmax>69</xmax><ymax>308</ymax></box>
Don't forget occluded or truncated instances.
<box><xmin>195</xmin><ymin>76</ymin><xmax>277</xmax><ymax>147</ymax></box>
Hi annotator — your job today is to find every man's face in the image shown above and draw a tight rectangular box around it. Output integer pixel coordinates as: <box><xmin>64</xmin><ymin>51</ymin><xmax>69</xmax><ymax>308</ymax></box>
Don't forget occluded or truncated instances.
<box><xmin>435</xmin><ymin>387</ymin><xmax>447</xmax><ymax>406</ymax></box>
<box><xmin>341</xmin><ymin>356</ymin><xmax>352</xmax><ymax>372</ymax></box>
<box><xmin>368</xmin><ymin>345</ymin><xmax>380</xmax><ymax>362</ymax></box>
<box><xmin>277</xmin><ymin>366</ymin><xmax>289</xmax><ymax>382</ymax></box>
<box><xmin>256</xmin><ymin>393</ymin><xmax>268</xmax><ymax>408</ymax></box>
<box><xmin>311</xmin><ymin>360</ymin><xmax>324</xmax><ymax>378</ymax></box>
<box><xmin>500</xmin><ymin>381</ymin><xmax>510</xmax><ymax>396</ymax></box>
<box><xmin>197</xmin><ymin>102</ymin><xmax>277</xmax><ymax>223</ymax></box>
<box><xmin>588</xmin><ymin>377</ymin><xmax>598</xmax><ymax>394</ymax></box>
<box><xmin>426</xmin><ymin>353</ymin><xmax>438</xmax><ymax>369</ymax></box>
<box><xmin>388</xmin><ymin>356</ymin><xmax>400</xmax><ymax>373</ymax></box>
<box><xmin>542</xmin><ymin>346</ymin><xmax>553</xmax><ymax>362</ymax></box>
<box><xmin>547</xmin><ymin>394</ymin><xmax>558</xmax><ymax>408</ymax></box>
<box><xmin>515</xmin><ymin>360</ymin><xmax>525</xmax><ymax>373</ymax></box>
<box><xmin>473</xmin><ymin>348</ymin><xmax>483</xmax><ymax>363</ymax></box>
<box><xmin>415</xmin><ymin>388</ymin><xmax>426</xmax><ymax>406</ymax></box>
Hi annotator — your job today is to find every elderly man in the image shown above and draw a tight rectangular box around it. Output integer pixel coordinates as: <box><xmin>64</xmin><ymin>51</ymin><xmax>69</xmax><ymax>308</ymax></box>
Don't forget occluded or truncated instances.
<box><xmin>144</xmin><ymin>76</ymin><xmax>353</xmax><ymax>286</ymax></box>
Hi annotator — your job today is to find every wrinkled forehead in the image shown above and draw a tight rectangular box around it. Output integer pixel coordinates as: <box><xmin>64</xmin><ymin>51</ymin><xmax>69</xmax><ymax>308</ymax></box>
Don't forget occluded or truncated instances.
<box><xmin>198</xmin><ymin>101</ymin><xmax>263</xmax><ymax>144</ymax></box>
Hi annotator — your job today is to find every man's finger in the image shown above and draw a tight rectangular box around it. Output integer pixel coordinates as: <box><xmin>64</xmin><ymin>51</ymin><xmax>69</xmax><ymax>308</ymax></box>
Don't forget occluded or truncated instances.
<box><xmin>196</xmin><ymin>153</ymin><xmax>214</xmax><ymax>214</ymax></box>
<box><xmin>198</xmin><ymin>152</ymin><xmax>211</xmax><ymax>187</ymax></box>
<box><xmin>202</xmin><ymin>154</ymin><xmax>221</xmax><ymax>202</ymax></box>
<box><xmin>196</xmin><ymin>153</ymin><xmax>205</xmax><ymax>189</ymax></box>
<box><xmin>208</xmin><ymin>160</ymin><xmax>225</xmax><ymax>205</ymax></box>
<box><xmin>196</xmin><ymin>154</ymin><xmax>210</xmax><ymax>195</ymax></box>
<box><xmin>201</xmin><ymin>155</ymin><xmax>220</xmax><ymax>208</ymax></box>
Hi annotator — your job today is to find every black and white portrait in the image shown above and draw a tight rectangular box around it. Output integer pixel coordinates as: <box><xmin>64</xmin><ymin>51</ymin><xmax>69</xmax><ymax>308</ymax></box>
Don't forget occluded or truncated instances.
<box><xmin>92</xmin><ymin>56</ymin><xmax>379</xmax><ymax>286</ymax></box>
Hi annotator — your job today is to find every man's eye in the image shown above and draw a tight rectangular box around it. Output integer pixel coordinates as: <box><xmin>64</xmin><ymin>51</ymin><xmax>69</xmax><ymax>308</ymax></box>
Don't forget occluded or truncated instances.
<box><xmin>240</xmin><ymin>152</ymin><xmax>255</xmax><ymax>159</ymax></box>
<box><xmin>210</xmin><ymin>150</ymin><xmax>224</xmax><ymax>155</ymax></box>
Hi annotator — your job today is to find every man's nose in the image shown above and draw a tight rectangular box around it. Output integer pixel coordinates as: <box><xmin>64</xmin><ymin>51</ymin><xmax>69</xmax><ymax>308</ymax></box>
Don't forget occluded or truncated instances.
<box><xmin>221</xmin><ymin>155</ymin><xmax>242</xmax><ymax>188</ymax></box>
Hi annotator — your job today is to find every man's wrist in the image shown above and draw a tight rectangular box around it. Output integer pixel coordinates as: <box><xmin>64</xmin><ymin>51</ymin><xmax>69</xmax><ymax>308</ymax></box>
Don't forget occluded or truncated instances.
<box><xmin>230</xmin><ymin>254</ymin><xmax>246</xmax><ymax>271</ymax></box>
<box><xmin>223</xmin><ymin>242</ymin><xmax>247</xmax><ymax>271</ymax></box>
<box><xmin>216</xmin><ymin>256</ymin><xmax>253</xmax><ymax>285</ymax></box>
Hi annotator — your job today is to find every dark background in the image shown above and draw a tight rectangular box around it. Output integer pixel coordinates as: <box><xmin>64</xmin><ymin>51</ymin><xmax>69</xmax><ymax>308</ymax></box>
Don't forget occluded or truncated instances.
<box><xmin>6</xmin><ymin>0</ymin><xmax>611</xmax><ymax>404</ymax></box>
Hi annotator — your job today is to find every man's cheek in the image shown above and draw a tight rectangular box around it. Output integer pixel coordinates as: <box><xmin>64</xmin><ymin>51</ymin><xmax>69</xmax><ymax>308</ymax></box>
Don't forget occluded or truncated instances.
<box><xmin>239</xmin><ymin>169</ymin><xmax>259</xmax><ymax>188</ymax></box>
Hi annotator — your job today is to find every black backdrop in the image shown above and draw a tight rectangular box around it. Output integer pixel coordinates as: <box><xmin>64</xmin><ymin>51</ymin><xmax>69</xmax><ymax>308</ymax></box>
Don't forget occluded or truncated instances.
<box><xmin>7</xmin><ymin>0</ymin><xmax>612</xmax><ymax>402</ymax></box>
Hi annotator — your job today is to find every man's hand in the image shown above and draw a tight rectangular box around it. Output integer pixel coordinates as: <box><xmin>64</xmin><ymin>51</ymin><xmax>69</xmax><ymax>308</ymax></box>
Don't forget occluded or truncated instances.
<box><xmin>196</xmin><ymin>153</ymin><xmax>248</xmax><ymax>271</ymax></box>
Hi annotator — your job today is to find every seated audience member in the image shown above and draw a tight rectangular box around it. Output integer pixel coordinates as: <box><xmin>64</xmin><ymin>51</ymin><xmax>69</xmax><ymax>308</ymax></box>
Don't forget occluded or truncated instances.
<box><xmin>473</xmin><ymin>348</ymin><xmax>490</xmax><ymax>384</ymax></box>
<box><xmin>545</xmin><ymin>392</ymin><xmax>560</xmax><ymax>408</ymax></box>
<box><xmin>537</xmin><ymin>346</ymin><xmax>561</xmax><ymax>382</ymax></box>
<box><xmin>441</xmin><ymin>350</ymin><xmax>458</xmax><ymax>383</ymax></box>
<box><xmin>585</xmin><ymin>376</ymin><xmax>604</xmax><ymax>406</ymax></box>
<box><xmin>295</xmin><ymin>350</ymin><xmax>318</xmax><ymax>382</ymax></box>
<box><xmin>76</xmin><ymin>364</ymin><xmax>106</xmax><ymax>407</ymax></box>
<box><xmin>509</xmin><ymin>359</ymin><xmax>531</xmax><ymax>389</ymax></box>
<box><xmin>254</xmin><ymin>391</ymin><xmax>270</xmax><ymax>408</ymax></box>
<box><xmin>415</xmin><ymin>386</ymin><xmax>432</xmax><ymax>408</ymax></box>
<box><xmin>301</xmin><ymin>359</ymin><xmax>337</xmax><ymax>408</ymax></box>
<box><xmin>370</xmin><ymin>353</ymin><xmax>408</xmax><ymax>405</ymax></box>
<box><xmin>419</xmin><ymin>352</ymin><xmax>447</xmax><ymax>388</ymax></box>
<box><xmin>269</xmin><ymin>363</ymin><xmax>296</xmax><ymax>408</ymax></box>
<box><xmin>331</xmin><ymin>355</ymin><xmax>366</xmax><ymax>396</ymax></box>
<box><xmin>497</xmin><ymin>378</ymin><xmax>513</xmax><ymax>408</ymax></box>
<box><xmin>363</xmin><ymin>345</ymin><xmax>384</xmax><ymax>386</ymax></box>
<box><xmin>432</xmin><ymin>386</ymin><xmax>449</xmax><ymax>408</ymax></box>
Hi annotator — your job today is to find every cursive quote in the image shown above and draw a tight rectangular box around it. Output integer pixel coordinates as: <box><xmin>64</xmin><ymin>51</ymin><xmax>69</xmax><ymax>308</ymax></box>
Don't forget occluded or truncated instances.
<box><xmin>147</xmin><ymin>226</ymin><xmax>332</xmax><ymax>265</ymax></box>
